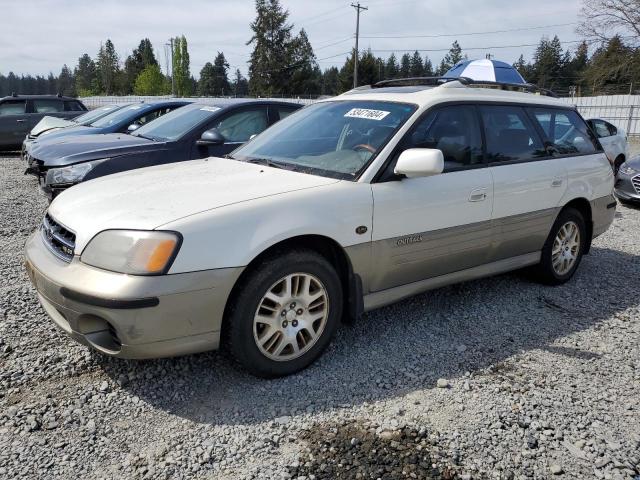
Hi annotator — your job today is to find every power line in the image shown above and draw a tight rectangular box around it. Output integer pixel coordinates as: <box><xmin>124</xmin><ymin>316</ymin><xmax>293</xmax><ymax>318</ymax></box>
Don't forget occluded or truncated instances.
<box><xmin>360</xmin><ymin>22</ymin><xmax>578</xmax><ymax>39</ymax></box>
<box><xmin>367</xmin><ymin>38</ymin><xmax>592</xmax><ymax>54</ymax></box>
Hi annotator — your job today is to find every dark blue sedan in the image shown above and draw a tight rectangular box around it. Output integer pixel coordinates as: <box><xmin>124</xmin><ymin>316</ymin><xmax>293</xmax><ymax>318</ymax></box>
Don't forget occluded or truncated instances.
<box><xmin>25</xmin><ymin>99</ymin><xmax>302</xmax><ymax>199</ymax></box>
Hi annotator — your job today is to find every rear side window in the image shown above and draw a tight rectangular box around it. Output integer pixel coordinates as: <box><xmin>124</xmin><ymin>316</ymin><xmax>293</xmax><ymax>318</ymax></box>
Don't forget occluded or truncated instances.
<box><xmin>64</xmin><ymin>100</ymin><xmax>85</xmax><ymax>111</ymax></box>
<box><xmin>480</xmin><ymin>105</ymin><xmax>546</xmax><ymax>163</ymax></box>
<box><xmin>33</xmin><ymin>99</ymin><xmax>64</xmax><ymax>113</ymax></box>
<box><xmin>530</xmin><ymin>108</ymin><xmax>598</xmax><ymax>155</ymax></box>
<box><xmin>405</xmin><ymin>105</ymin><xmax>483</xmax><ymax>172</ymax></box>
<box><xmin>275</xmin><ymin>106</ymin><xmax>298</xmax><ymax>121</ymax></box>
<box><xmin>215</xmin><ymin>108</ymin><xmax>268</xmax><ymax>143</ymax></box>
<box><xmin>0</xmin><ymin>100</ymin><xmax>26</xmax><ymax>115</ymax></box>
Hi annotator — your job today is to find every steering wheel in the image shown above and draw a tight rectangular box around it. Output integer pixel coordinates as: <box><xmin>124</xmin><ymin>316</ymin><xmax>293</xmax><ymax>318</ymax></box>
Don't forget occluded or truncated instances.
<box><xmin>353</xmin><ymin>144</ymin><xmax>377</xmax><ymax>154</ymax></box>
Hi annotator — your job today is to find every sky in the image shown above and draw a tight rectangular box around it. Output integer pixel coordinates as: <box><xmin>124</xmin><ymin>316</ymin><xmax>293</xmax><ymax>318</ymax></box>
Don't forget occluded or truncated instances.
<box><xmin>0</xmin><ymin>0</ymin><xmax>583</xmax><ymax>79</ymax></box>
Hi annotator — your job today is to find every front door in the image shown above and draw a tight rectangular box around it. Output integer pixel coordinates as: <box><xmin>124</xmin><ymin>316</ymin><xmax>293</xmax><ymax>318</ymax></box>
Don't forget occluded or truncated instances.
<box><xmin>192</xmin><ymin>106</ymin><xmax>270</xmax><ymax>159</ymax></box>
<box><xmin>370</xmin><ymin>105</ymin><xmax>494</xmax><ymax>292</ymax></box>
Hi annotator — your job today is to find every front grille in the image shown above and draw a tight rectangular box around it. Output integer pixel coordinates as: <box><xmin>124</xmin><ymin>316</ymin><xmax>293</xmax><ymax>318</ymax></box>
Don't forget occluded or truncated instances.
<box><xmin>40</xmin><ymin>213</ymin><xmax>76</xmax><ymax>262</ymax></box>
<box><xmin>632</xmin><ymin>174</ymin><xmax>640</xmax><ymax>195</ymax></box>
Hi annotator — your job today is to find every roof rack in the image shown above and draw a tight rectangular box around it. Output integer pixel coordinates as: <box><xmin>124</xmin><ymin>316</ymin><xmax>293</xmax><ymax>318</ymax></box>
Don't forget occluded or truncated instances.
<box><xmin>371</xmin><ymin>76</ymin><xmax>558</xmax><ymax>98</ymax></box>
<box><xmin>456</xmin><ymin>78</ymin><xmax>558</xmax><ymax>98</ymax></box>
<box><xmin>373</xmin><ymin>76</ymin><xmax>468</xmax><ymax>88</ymax></box>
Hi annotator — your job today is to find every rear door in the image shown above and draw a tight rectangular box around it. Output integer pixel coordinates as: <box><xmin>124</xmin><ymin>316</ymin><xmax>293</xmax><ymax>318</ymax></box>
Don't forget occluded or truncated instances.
<box><xmin>370</xmin><ymin>104</ymin><xmax>494</xmax><ymax>292</ymax></box>
<box><xmin>480</xmin><ymin>104</ymin><xmax>565</xmax><ymax>262</ymax></box>
<box><xmin>0</xmin><ymin>99</ymin><xmax>29</xmax><ymax>147</ymax></box>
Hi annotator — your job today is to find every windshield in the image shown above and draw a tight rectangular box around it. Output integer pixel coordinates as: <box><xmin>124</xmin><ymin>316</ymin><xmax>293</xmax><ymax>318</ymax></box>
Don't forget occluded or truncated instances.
<box><xmin>231</xmin><ymin>100</ymin><xmax>416</xmax><ymax>179</ymax></box>
<box><xmin>132</xmin><ymin>104</ymin><xmax>221</xmax><ymax>141</ymax></box>
<box><xmin>73</xmin><ymin>105</ymin><xmax>124</xmax><ymax>124</ymax></box>
<box><xmin>90</xmin><ymin>104</ymin><xmax>151</xmax><ymax>127</ymax></box>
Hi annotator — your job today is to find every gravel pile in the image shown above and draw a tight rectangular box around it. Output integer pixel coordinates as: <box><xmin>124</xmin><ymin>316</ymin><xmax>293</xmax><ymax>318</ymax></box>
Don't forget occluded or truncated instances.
<box><xmin>1</xmin><ymin>154</ymin><xmax>639</xmax><ymax>479</ymax></box>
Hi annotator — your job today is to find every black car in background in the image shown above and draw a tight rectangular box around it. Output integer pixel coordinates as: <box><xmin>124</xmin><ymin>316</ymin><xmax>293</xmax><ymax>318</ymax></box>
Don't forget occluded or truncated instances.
<box><xmin>26</xmin><ymin>99</ymin><xmax>302</xmax><ymax>199</ymax></box>
<box><xmin>24</xmin><ymin>100</ymin><xmax>189</xmax><ymax>157</ymax></box>
<box><xmin>21</xmin><ymin>104</ymin><xmax>126</xmax><ymax>157</ymax></box>
<box><xmin>0</xmin><ymin>94</ymin><xmax>87</xmax><ymax>149</ymax></box>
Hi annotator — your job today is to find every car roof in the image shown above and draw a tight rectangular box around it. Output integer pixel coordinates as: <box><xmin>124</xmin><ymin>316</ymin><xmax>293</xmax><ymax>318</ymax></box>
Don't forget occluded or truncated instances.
<box><xmin>190</xmin><ymin>98</ymin><xmax>304</xmax><ymax>109</ymax></box>
<box><xmin>1</xmin><ymin>94</ymin><xmax>80</xmax><ymax>101</ymax></box>
<box><xmin>331</xmin><ymin>81</ymin><xmax>572</xmax><ymax>109</ymax></box>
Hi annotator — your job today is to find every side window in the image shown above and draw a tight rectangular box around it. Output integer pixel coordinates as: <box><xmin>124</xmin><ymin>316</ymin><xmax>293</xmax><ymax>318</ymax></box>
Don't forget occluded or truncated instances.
<box><xmin>530</xmin><ymin>108</ymin><xmax>598</xmax><ymax>155</ymax></box>
<box><xmin>0</xmin><ymin>100</ymin><xmax>26</xmax><ymax>115</ymax></box>
<box><xmin>276</xmin><ymin>106</ymin><xmax>297</xmax><ymax>121</ymax></box>
<box><xmin>64</xmin><ymin>101</ymin><xmax>85</xmax><ymax>111</ymax></box>
<box><xmin>591</xmin><ymin>119</ymin><xmax>612</xmax><ymax>138</ymax></box>
<box><xmin>480</xmin><ymin>105</ymin><xmax>546</xmax><ymax>163</ymax></box>
<box><xmin>404</xmin><ymin>105</ymin><xmax>483</xmax><ymax>172</ymax></box>
<box><xmin>605</xmin><ymin>121</ymin><xmax>618</xmax><ymax>136</ymax></box>
<box><xmin>215</xmin><ymin>108</ymin><xmax>268</xmax><ymax>143</ymax></box>
<box><xmin>33</xmin><ymin>99</ymin><xmax>64</xmax><ymax>113</ymax></box>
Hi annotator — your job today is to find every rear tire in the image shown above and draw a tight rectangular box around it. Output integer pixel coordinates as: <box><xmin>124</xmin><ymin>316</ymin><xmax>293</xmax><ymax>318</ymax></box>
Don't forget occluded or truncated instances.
<box><xmin>225</xmin><ymin>249</ymin><xmax>343</xmax><ymax>378</ymax></box>
<box><xmin>532</xmin><ymin>207</ymin><xmax>586</xmax><ymax>285</ymax></box>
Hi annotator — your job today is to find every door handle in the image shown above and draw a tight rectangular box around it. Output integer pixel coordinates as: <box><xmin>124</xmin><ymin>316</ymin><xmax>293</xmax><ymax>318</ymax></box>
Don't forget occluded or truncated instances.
<box><xmin>468</xmin><ymin>188</ymin><xmax>487</xmax><ymax>202</ymax></box>
<box><xmin>16</xmin><ymin>119</ymin><xmax>26</xmax><ymax>123</ymax></box>
<box><xmin>551</xmin><ymin>177</ymin><xmax>563</xmax><ymax>188</ymax></box>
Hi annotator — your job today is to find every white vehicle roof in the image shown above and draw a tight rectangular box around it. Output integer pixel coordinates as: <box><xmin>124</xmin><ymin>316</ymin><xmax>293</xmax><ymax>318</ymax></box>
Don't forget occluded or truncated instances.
<box><xmin>328</xmin><ymin>80</ymin><xmax>571</xmax><ymax>109</ymax></box>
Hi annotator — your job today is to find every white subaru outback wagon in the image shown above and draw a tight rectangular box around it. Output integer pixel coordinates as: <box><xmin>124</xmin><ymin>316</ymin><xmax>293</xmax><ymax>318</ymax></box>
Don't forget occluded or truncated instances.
<box><xmin>25</xmin><ymin>78</ymin><xmax>616</xmax><ymax>377</ymax></box>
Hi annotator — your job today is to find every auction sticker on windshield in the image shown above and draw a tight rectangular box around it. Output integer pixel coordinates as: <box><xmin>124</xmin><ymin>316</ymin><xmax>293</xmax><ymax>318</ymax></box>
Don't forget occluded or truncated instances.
<box><xmin>344</xmin><ymin>108</ymin><xmax>390</xmax><ymax>121</ymax></box>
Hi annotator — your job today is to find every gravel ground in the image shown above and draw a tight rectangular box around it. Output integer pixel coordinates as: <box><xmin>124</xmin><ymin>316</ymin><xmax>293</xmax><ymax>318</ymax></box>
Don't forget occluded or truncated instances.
<box><xmin>1</xmin><ymin>153</ymin><xmax>639</xmax><ymax>480</ymax></box>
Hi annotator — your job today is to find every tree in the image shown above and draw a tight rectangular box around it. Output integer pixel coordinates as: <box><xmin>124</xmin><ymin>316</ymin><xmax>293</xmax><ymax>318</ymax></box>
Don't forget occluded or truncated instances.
<box><xmin>75</xmin><ymin>53</ymin><xmax>97</xmax><ymax>96</ymax></box>
<box><xmin>96</xmin><ymin>40</ymin><xmax>119</xmax><ymax>94</ymax></box>
<box><xmin>579</xmin><ymin>0</ymin><xmax>640</xmax><ymax>45</ymax></box>
<box><xmin>231</xmin><ymin>69</ymin><xmax>249</xmax><ymax>96</ymax></box>
<box><xmin>288</xmin><ymin>29</ymin><xmax>321</xmax><ymax>95</ymax></box>
<box><xmin>423</xmin><ymin>55</ymin><xmax>434</xmax><ymax>76</ymax></box>
<box><xmin>134</xmin><ymin>64</ymin><xmax>166</xmax><ymax>95</ymax></box>
<box><xmin>409</xmin><ymin>51</ymin><xmax>424</xmax><ymax>77</ymax></box>
<box><xmin>247</xmin><ymin>0</ymin><xmax>295</xmax><ymax>95</ymax></box>
<box><xmin>399</xmin><ymin>53</ymin><xmax>411</xmax><ymax>78</ymax></box>
<box><xmin>584</xmin><ymin>35</ymin><xmax>639</xmax><ymax>92</ymax></box>
<box><xmin>532</xmin><ymin>35</ymin><xmax>565</xmax><ymax>88</ymax></box>
<box><xmin>438</xmin><ymin>41</ymin><xmax>464</xmax><ymax>75</ymax></box>
<box><xmin>513</xmin><ymin>54</ymin><xmax>535</xmax><ymax>82</ymax></box>
<box><xmin>384</xmin><ymin>53</ymin><xmax>399</xmax><ymax>79</ymax></box>
<box><xmin>321</xmin><ymin>66</ymin><xmax>340</xmax><ymax>95</ymax></box>
<box><xmin>172</xmin><ymin>35</ymin><xmax>191</xmax><ymax>96</ymax></box>
<box><xmin>57</xmin><ymin>65</ymin><xmax>75</xmax><ymax>96</ymax></box>
<box><xmin>198</xmin><ymin>62</ymin><xmax>217</xmax><ymax>96</ymax></box>
<box><xmin>124</xmin><ymin>38</ymin><xmax>158</xmax><ymax>93</ymax></box>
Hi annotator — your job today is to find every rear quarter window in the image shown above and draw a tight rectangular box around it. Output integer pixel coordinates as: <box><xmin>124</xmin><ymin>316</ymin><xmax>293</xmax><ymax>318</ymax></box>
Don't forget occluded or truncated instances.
<box><xmin>33</xmin><ymin>99</ymin><xmax>64</xmax><ymax>113</ymax></box>
<box><xmin>0</xmin><ymin>100</ymin><xmax>26</xmax><ymax>115</ymax></box>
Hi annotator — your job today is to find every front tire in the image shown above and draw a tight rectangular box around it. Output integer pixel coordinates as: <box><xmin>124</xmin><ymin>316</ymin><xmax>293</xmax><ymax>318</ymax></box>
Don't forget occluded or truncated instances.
<box><xmin>226</xmin><ymin>249</ymin><xmax>343</xmax><ymax>378</ymax></box>
<box><xmin>533</xmin><ymin>207</ymin><xmax>586</xmax><ymax>285</ymax></box>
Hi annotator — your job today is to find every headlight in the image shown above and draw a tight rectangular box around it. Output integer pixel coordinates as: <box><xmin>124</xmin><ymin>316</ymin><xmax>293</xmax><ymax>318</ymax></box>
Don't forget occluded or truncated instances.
<box><xmin>45</xmin><ymin>159</ymin><xmax>109</xmax><ymax>185</ymax></box>
<box><xmin>81</xmin><ymin>230</ymin><xmax>182</xmax><ymax>275</ymax></box>
<box><xmin>619</xmin><ymin>163</ymin><xmax>637</xmax><ymax>176</ymax></box>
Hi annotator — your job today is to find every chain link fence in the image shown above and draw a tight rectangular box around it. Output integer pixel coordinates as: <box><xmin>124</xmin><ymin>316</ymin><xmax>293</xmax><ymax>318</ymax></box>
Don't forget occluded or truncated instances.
<box><xmin>560</xmin><ymin>94</ymin><xmax>640</xmax><ymax>137</ymax></box>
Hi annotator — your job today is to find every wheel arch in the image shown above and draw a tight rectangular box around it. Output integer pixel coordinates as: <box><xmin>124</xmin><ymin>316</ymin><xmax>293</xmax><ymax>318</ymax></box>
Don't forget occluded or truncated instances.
<box><xmin>561</xmin><ymin>197</ymin><xmax>593</xmax><ymax>253</ymax></box>
<box><xmin>222</xmin><ymin>235</ymin><xmax>363</xmax><ymax>335</ymax></box>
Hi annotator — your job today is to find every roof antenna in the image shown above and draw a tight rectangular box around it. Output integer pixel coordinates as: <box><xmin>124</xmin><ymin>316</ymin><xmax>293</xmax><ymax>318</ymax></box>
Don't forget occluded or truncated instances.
<box><xmin>11</xmin><ymin>91</ymin><xmax>17</xmax><ymax>97</ymax></box>
<box><xmin>57</xmin><ymin>92</ymin><xmax>62</xmax><ymax>98</ymax></box>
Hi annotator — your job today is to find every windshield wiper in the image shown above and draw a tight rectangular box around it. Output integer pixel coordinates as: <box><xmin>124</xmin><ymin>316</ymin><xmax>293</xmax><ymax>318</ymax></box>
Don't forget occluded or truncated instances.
<box><xmin>245</xmin><ymin>157</ymin><xmax>291</xmax><ymax>170</ymax></box>
<box><xmin>133</xmin><ymin>133</ymin><xmax>156</xmax><ymax>141</ymax></box>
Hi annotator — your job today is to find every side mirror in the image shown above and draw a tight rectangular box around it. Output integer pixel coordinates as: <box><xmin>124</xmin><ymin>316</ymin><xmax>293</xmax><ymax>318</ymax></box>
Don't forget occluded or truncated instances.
<box><xmin>394</xmin><ymin>148</ymin><xmax>444</xmax><ymax>178</ymax></box>
<box><xmin>196</xmin><ymin>128</ymin><xmax>225</xmax><ymax>146</ymax></box>
<box><xmin>127</xmin><ymin>123</ymin><xmax>140</xmax><ymax>133</ymax></box>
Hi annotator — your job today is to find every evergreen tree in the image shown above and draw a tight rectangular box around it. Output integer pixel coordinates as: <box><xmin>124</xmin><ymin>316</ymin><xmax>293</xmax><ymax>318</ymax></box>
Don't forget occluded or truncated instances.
<box><xmin>423</xmin><ymin>55</ymin><xmax>434</xmax><ymax>76</ymax></box>
<box><xmin>399</xmin><ymin>53</ymin><xmax>411</xmax><ymax>78</ymax></box>
<box><xmin>212</xmin><ymin>52</ymin><xmax>231</xmax><ymax>95</ymax></box>
<box><xmin>47</xmin><ymin>73</ymin><xmax>57</xmax><ymax>94</ymax></box>
<box><xmin>231</xmin><ymin>69</ymin><xmax>249</xmax><ymax>96</ymax></box>
<box><xmin>384</xmin><ymin>53</ymin><xmax>399</xmax><ymax>79</ymax></box>
<box><xmin>584</xmin><ymin>35</ymin><xmax>638</xmax><ymax>93</ymax></box>
<box><xmin>409</xmin><ymin>51</ymin><xmax>424</xmax><ymax>77</ymax></box>
<box><xmin>96</xmin><ymin>40</ymin><xmax>119</xmax><ymax>94</ymax></box>
<box><xmin>57</xmin><ymin>65</ymin><xmax>75</xmax><ymax>96</ymax></box>
<box><xmin>533</xmin><ymin>35</ymin><xmax>565</xmax><ymax>89</ymax></box>
<box><xmin>438</xmin><ymin>41</ymin><xmax>464</xmax><ymax>74</ymax></box>
<box><xmin>124</xmin><ymin>39</ymin><xmax>158</xmax><ymax>93</ymax></box>
<box><xmin>74</xmin><ymin>53</ymin><xmax>97</xmax><ymax>96</ymax></box>
<box><xmin>288</xmin><ymin>29</ymin><xmax>321</xmax><ymax>94</ymax></box>
<box><xmin>321</xmin><ymin>66</ymin><xmax>340</xmax><ymax>95</ymax></box>
<box><xmin>198</xmin><ymin>62</ymin><xmax>217</xmax><ymax>96</ymax></box>
<box><xmin>247</xmin><ymin>0</ymin><xmax>295</xmax><ymax>95</ymax></box>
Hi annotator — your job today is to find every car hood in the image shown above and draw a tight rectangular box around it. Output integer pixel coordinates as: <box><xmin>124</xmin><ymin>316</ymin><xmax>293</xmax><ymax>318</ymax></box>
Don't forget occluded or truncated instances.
<box><xmin>48</xmin><ymin>157</ymin><xmax>341</xmax><ymax>252</ymax></box>
<box><xmin>31</xmin><ymin>133</ymin><xmax>158</xmax><ymax>166</ymax></box>
<box><xmin>31</xmin><ymin>116</ymin><xmax>76</xmax><ymax>136</ymax></box>
<box><xmin>625</xmin><ymin>155</ymin><xmax>640</xmax><ymax>169</ymax></box>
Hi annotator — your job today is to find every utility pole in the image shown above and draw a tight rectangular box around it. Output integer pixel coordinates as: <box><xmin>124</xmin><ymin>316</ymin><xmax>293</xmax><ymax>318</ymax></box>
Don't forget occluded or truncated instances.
<box><xmin>169</xmin><ymin>38</ymin><xmax>175</xmax><ymax>96</ymax></box>
<box><xmin>351</xmin><ymin>2</ymin><xmax>367</xmax><ymax>88</ymax></box>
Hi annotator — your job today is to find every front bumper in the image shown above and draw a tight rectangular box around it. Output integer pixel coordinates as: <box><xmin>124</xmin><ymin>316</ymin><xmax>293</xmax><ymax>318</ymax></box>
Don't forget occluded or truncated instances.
<box><xmin>25</xmin><ymin>231</ymin><xmax>242</xmax><ymax>359</ymax></box>
<box><xmin>614</xmin><ymin>171</ymin><xmax>640</xmax><ymax>203</ymax></box>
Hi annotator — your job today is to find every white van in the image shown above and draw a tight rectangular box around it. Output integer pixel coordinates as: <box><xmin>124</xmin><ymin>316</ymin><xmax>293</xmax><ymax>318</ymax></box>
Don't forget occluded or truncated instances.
<box><xmin>25</xmin><ymin>78</ymin><xmax>616</xmax><ymax>377</ymax></box>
